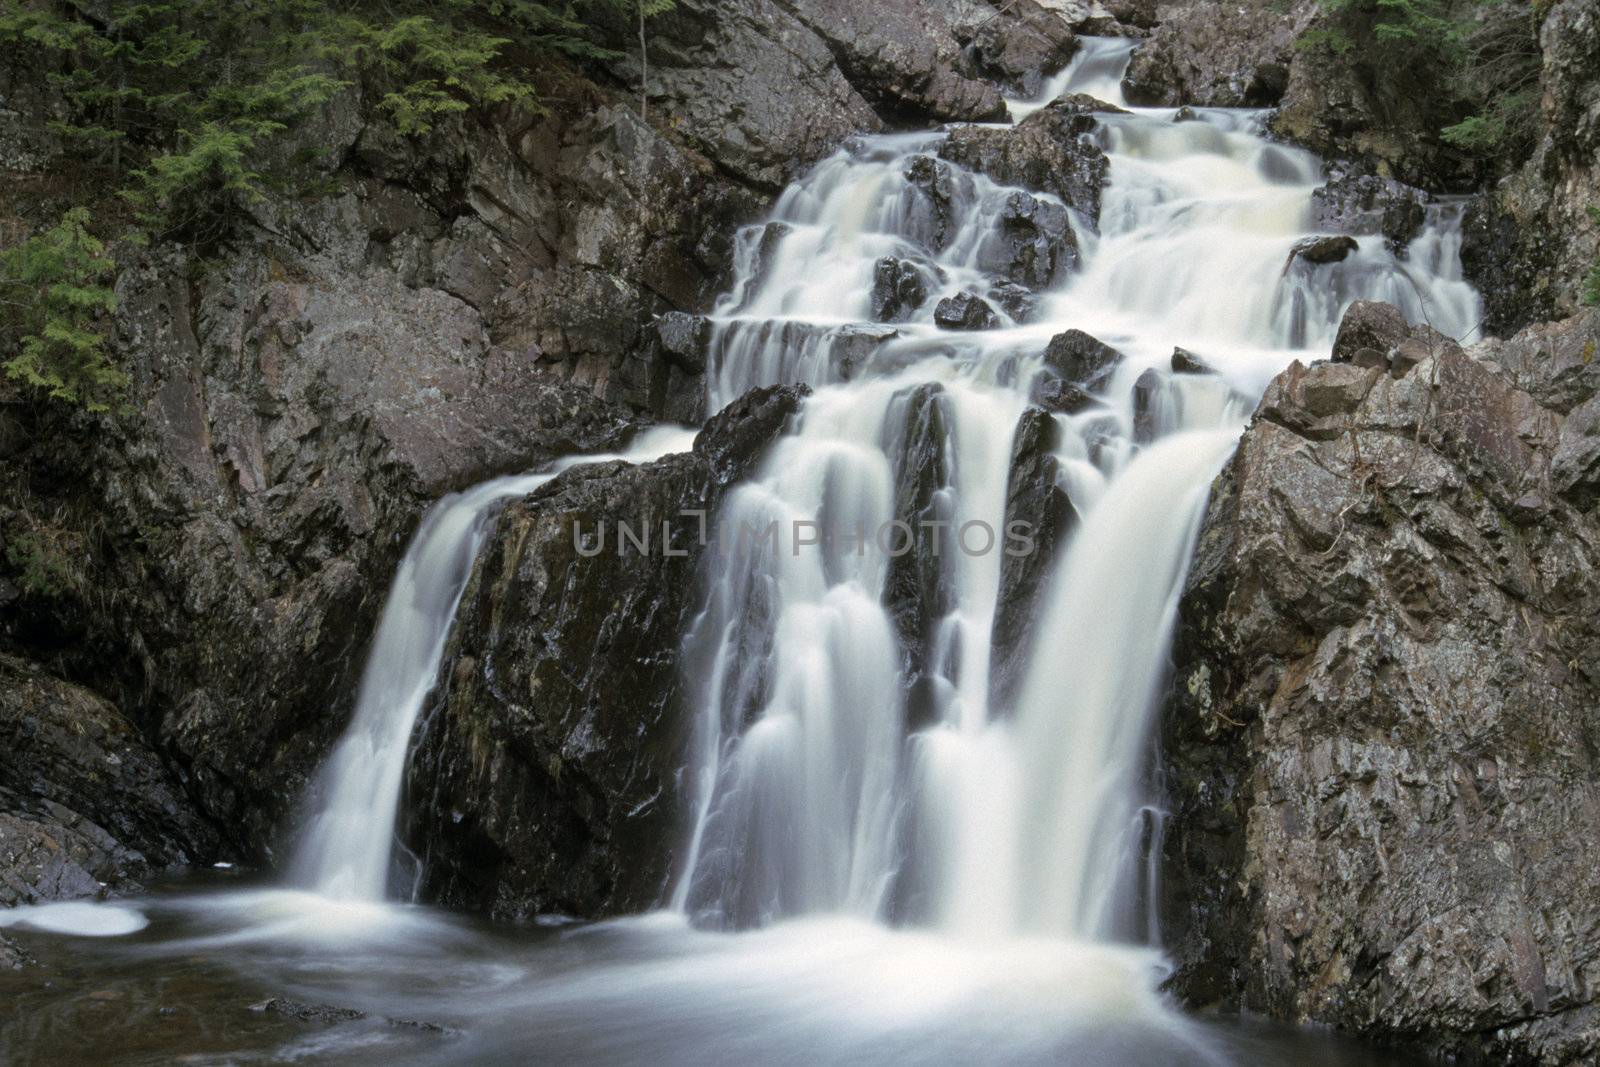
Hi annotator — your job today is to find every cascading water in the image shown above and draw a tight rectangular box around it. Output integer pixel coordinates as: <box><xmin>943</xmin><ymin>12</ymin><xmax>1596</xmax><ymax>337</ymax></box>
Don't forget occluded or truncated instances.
<box><xmin>292</xmin><ymin>425</ymin><xmax>695</xmax><ymax>902</ymax></box>
<box><xmin>675</xmin><ymin>36</ymin><xmax>1479</xmax><ymax>945</ymax></box>
<box><xmin>4</xmin><ymin>35</ymin><xmax>1480</xmax><ymax>1067</ymax></box>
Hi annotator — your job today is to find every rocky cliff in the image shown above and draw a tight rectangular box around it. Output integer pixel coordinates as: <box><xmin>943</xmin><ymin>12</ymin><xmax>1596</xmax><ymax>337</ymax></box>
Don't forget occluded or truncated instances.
<box><xmin>1163</xmin><ymin>303</ymin><xmax>1600</xmax><ymax>1063</ymax></box>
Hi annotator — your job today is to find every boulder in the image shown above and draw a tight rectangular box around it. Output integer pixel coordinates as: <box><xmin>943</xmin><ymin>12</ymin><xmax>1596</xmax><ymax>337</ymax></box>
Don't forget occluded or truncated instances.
<box><xmin>1287</xmin><ymin>235</ymin><xmax>1358</xmax><ymax>266</ymax></box>
<box><xmin>882</xmin><ymin>383</ymin><xmax>958</xmax><ymax>727</ymax></box>
<box><xmin>1162</xmin><ymin>316</ymin><xmax>1600</xmax><ymax>1062</ymax></box>
<box><xmin>0</xmin><ymin>655</ymin><xmax>225</xmax><ymax>907</ymax></box>
<box><xmin>990</xmin><ymin>408</ymin><xmax>1079</xmax><ymax>709</ymax></box>
<box><xmin>1331</xmin><ymin>300</ymin><xmax>1462</xmax><ymax>378</ymax></box>
<box><xmin>1310</xmin><ymin>171</ymin><xmax>1429</xmax><ymax>253</ymax></box>
<box><xmin>872</xmin><ymin>257</ymin><xmax>933</xmax><ymax>322</ymax></box>
<box><xmin>980</xmin><ymin>191</ymin><xmax>1079</xmax><ymax>289</ymax></box>
<box><xmin>1120</xmin><ymin>0</ymin><xmax>1299</xmax><ymax>107</ymax></box>
<box><xmin>934</xmin><ymin>292</ymin><xmax>1001</xmax><ymax>331</ymax></box>
<box><xmin>904</xmin><ymin>154</ymin><xmax>963</xmax><ymax>251</ymax></box>
<box><xmin>1039</xmin><ymin>328</ymin><xmax>1125</xmax><ymax>391</ymax></box>
<box><xmin>1171</xmin><ymin>346</ymin><xmax>1213</xmax><ymax>375</ymax></box>
<box><xmin>403</xmin><ymin>384</ymin><xmax>809</xmax><ymax>921</ymax></box>
<box><xmin>939</xmin><ymin>97</ymin><xmax>1116</xmax><ymax>225</ymax></box>
<box><xmin>961</xmin><ymin>1</ymin><xmax>1080</xmax><ymax>97</ymax></box>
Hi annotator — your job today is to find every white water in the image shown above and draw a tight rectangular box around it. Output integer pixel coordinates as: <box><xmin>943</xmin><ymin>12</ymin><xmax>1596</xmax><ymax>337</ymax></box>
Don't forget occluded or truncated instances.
<box><xmin>675</xmin><ymin>36</ymin><xmax>1479</xmax><ymax>945</ymax></box>
<box><xmin>5</xmin><ymin>37</ymin><xmax>1480</xmax><ymax>1067</ymax></box>
<box><xmin>292</xmin><ymin>424</ymin><xmax>696</xmax><ymax>901</ymax></box>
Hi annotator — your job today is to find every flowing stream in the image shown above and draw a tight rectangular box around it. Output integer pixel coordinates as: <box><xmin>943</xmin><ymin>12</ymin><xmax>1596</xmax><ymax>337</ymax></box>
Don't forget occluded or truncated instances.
<box><xmin>0</xmin><ymin>38</ymin><xmax>1472</xmax><ymax>1066</ymax></box>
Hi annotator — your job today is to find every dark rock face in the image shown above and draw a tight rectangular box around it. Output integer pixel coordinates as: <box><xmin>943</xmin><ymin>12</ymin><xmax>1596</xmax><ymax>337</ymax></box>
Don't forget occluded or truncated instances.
<box><xmin>990</xmin><ymin>408</ymin><xmax>1078</xmax><ymax>709</ymax></box>
<box><xmin>961</xmin><ymin>1</ymin><xmax>1080</xmax><ymax>97</ymax></box>
<box><xmin>0</xmin><ymin>655</ymin><xmax>224</xmax><ymax>905</ymax></box>
<box><xmin>872</xmin><ymin>257</ymin><xmax>933</xmax><ymax>322</ymax></box>
<box><xmin>1310</xmin><ymin>171</ymin><xmax>1428</xmax><ymax>253</ymax></box>
<box><xmin>939</xmin><ymin>96</ymin><xmax>1114</xmax><ymax>225</ymax></box>
<box><xmin>980</xmin><ymin>192</ymin><xmax>1078</xmax><ymax>289</ymax></box>
<box><xmin>1163</xmin><ymin>304</ymin><xmax>1600</xmax><ymax>1062</ymax></box>
<box><xmin>1461</xmin><ymin>0</ymin><xmax>1600</xmax><ymax>335</ymax></box>
<box><xmin>647</xmin><ymin>0</ymin><xmax>1070</xmax><ymax>188</ymax></box>
<box><xmin>1288</xmin><ymin>235</ymin><xmax>1358</xmax><ymax>266</ymax></box>
<box><xmin>904</xmin><ymin>154</ymin><xmax>962</xmax><ymax>250</ymax></box>
<box><xmin>403</xmin><ymin>385</ymin><xmax>808</xmax><ymax>921</ymax></box>
<box><xmin>882</xmin><ymin>383</ymin><xmax>957</xmax><ymax>727</ymax></box>
<box><xmin>1039</xmin><ymin>328</ymin><xmax>1125</xmax><ymax>391</ymax></box>
<box><xmin>935</xmin><ymin>292</ymin><xmax>1001</xmax><ymax>331</ymax></box>
<box><xmin>1171</xmin><ymin>346</ymin><xmax>1212</xmax><ymax>375</ymax></box>
<box><xmin>1121</xmin><ymin>0</ymin><xmax>1300</xmax><ymax>107</ymax></box>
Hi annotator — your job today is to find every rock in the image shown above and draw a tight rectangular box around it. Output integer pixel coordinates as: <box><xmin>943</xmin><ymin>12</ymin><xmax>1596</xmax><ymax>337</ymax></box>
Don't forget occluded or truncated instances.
<box><xmin>1330</xmin><ymin>300</ymin><xmax>1409</xmax><ymax>364</ymax></box>
<box><xmin>872</xmin><ymin>257</ymin><xmax>932</xmax><ymax>322</ymax></box>
<box><xmin>1331</xmin><ymin>300</ymin><xmax>1463</xmax><ymax>378</ymax></box>
<box><xmin>1131</xmin><ymin>367</ymin><xmax>1168</xmax><ymax>444</ymax></box>
<box><xmin>990</xmin><ymin>408</ymin><xmax>1079</xmax><ymax>709</ymax></box>
<box><xmin>1460</xmin><ymin>0</ymin><xmax>1600</xmax><ymax>335</ymax></box>
<box><xmin>962</xmin><ymin>1</ymin><xmax>1080</xmax><ymax>97</ymax></box>
<box><xmin>644</xmin><ymin>0</ymin><xmax>1017</xmax><ymax>189</ymax></box>
<box><xmin>1171</xmin><ymin>347</ymin><xmax>1212</xmax><ymax>375</ymax></box>
<box><xmin>1472</xmin><ymin>307</ymin><xmax>1600</xmax><ymax>414</ymax></box>
<box><xmin>1162</xmin><ymin>321</ymin><xmax>1600</xmax><ymax>1063</ymax></box>
<box><xmin>0</xmin><ymin>655</ymin><xmax>224</xmax><ymax>907</ymax></box>
<box><xmin>883</xmin><ymin>383</ymin><xmax>958</xmax><ymax>727</ymax></box>
<box><xmin>1288</xmin><ymin>235</ymin><xmax>1358</xmax><ymax>266</ymax></box>
<box><xmin>939</xmin><ymin>97</ymin><xmax>1115</xmax><ymax>225</ymax></box>
<box><xmin>904</xmin><ymin>154</ymin><xmax>963</xmax><ymax>250</ymax></box>
<box><xmin>979</xmin><ymin>191</ymin><xmax>1078</xmax><ymax>289</ymax></box>
<box><xmin>934</xmin><ymin>292</ymin><xmax>1001</xmax><ymax>331</ymax></box>
<box><xmin>1039</xmin><ymin>328</ymin><xmax>1125</xmax><ymax>391</ymax></box>
<box><xmin>402</xmin><ymin>385</ymin><xmax>808</xmax><ymax>921</ymax></box>
<box><xmin>988</xmin><ymin>281</ymin><xmax>1040</xmax><ymax>323</ymax></box>
<box><xmin>1310</xmin><ymin>171</ymin><xmax>1428</xmax><ymax>253</ymax></box>
<box><xmin>250</xmin><ymin>998</ymin><xmax>366</xmax><ymax>1024</ymax></box>
<box><xmin>1120</xmin><ymin>0</ymin><xmax>1297</xmax><ymax>107</ymax></box>
<box><xmin>651</xmin><ymin>312</ymin><xmax>710</xmax><ymax>375</ymax></box>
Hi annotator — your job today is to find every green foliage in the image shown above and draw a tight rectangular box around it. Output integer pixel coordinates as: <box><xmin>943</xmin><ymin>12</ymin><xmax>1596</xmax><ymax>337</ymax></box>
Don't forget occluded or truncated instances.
<box><xmin>0</xmin><ymin>208</ymin><xmax>123</xmax><ymax>411</ymax></box>
<box><xmin>4</xmin><ymin>525</ymin><xmax>86</xmax><ymax>597</ymax></box>
<box><xmin>1304</xmin><ymin>0</ymin><xmax>1541</xmax><ymax>162</ymax></box>
<box><xmin>0</xmin><ymin>0</ymin><xmax>676</xmax><ymax>241</ymax></box>
<box><xmin>1583</xmin><ymin>207</ymin><xmax>1600</xmax><ymax>307</ymax></box>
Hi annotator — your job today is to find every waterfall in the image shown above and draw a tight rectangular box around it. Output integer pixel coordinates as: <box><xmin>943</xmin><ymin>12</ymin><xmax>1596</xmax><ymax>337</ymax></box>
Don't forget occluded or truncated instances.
<box><xmin>292</xmin><ymin>426</ymin><xmax>695</xmax><ymax>901</ymax></box>
<box><xmin>674</xmin><ymin>37</ymin><xmax>1480</xmax><ymax>939</ymax></box>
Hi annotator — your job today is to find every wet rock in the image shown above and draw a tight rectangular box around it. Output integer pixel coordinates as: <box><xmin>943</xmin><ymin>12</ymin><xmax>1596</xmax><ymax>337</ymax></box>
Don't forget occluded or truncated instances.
<box><xmin>1121</xmin><ymin>2</ymin><xmax>1296</xmax><ymax>107</ymax></box>
<box><xmin>883</xmin><ymin>383</ymin><xmax>957</xmax><ymax>727</ymax></box>
<box><xmin>991</xmin><ymin>408</ymin><xmax>1079</xmax><ymax>709</ymax></box>
<box><xmin>904</xmin><ymin>154</ymin><xmax>961</xmax><ymax>249</ymax></box>
<box><xmin>988</xmin><ymin>281</ymin><xmax>1040</xmax><ymax>323</ymax></box>
<box><xmin>1288</xmin><ymin>235</ymin><xmax>1358</xmax><ymax>266</ymax></box>
<box><xmin>403</xmin><ymin>385</ymin><xmax>808</xmax><ymax>922</ymax></box>
<box><xmin>872</xmin><ymin>257</ymin><xmax>932</xmax><ymax>322</ymax></box>
<box><xmin>1163</xmin><ymin>317</ymin><xmax>1600</xmax><ymax>1062</ymax></box>
<box><xmin>0</xmin><ymin>655</ymin><xmax>224</xmax><ymax>906</ymax></box>
<box><xmin>980</xmin><ymin>192</ymin><xmax>1078</xmax><ymax>289</ymax></box>
<box><xmin>250</xmin><ymin>998</ymin><xmax>366</xmax><ymax>1024</ymax></box>
<box><xmin>1131</xmin><ymin>368</ymin><xmax>1167</xmax><ymax>444</ymax></box>
<box><xmin>1040</xmin><ymin>328</ymin><xmax>1125</xmax><ymax>392</ymax></box>
<box><xmin>934</xmin><ymin>292</ymin><xmax>1001</xmax><ymax>331</ymax></box>
<box><xmin>1171</xmin><ymin>347</ymin><xmax>1212</xmax><ymax>375</ymax></box>
<box><xmin>939</xmin><ymin>97</ymin><xmax>1115</xmax><ymax>224</ymax></box>
<box><xmin>1310</xmin><ymin>171</ymin><xmax>1428</xmax><ymax>253</ymax></box>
